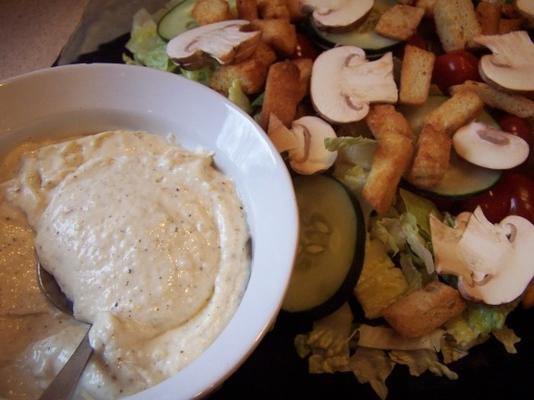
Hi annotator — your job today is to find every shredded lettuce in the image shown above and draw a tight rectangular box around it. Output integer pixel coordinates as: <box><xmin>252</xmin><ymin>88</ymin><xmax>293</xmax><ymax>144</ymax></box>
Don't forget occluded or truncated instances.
<box><xmin>125</xmin><ymin>9</ymin><xmax>175</xmax><ymax>72</ymax></box>
<box><xmin>228</xmin><ymin>80</ymin><xmax>252</xmax><ymax>114</ymax></box>
<box><xmin>399</xmin><ymin>253</ymin><xmax>424</xmax><ymax>292</ymax></box>
<box><xmin>180</xmin><ymin>66</ymin><xmax>214</xmax><ymax>86</ymax></box>
<box><xmin>493</xmin><ymin>326</ymin><xmax>521</xmax><ymax>354</ymax></box>
<box><xmin>389</xmin><ymin>350</ymin><xmax>458</xmax><ymax>380</ymax></box>
<box><xmin>400</xmin><ymin>213</ymin><xmax>435</xmax><ymax>274</ymax></box>
<box><xmin>358</xmin><ymin>325</ymin><xmax>443</xmax><ymax>351</ymax></box>
<box><xmin>399</xmin><ymin>189</ymin><xmax>439</xmax><ymax>238</ymax></box>
<box><xmin>251</xmin><ymin>92</ymin><xmax>265</xmax><ymax>108</ymax></box>
<box><xmin>350</xmin><ymin>348</ymin><xmax>394</xmax><ymax>400</ymax></box>
<box><xmin>325</xmin><ymin>136</ymin><xmax>376</xmax><ymax>151</ymax></box>
<box><xmin>370</xmin><ymin>214</ymin><xmax>404</xmax><ymax>255</ymax></box>
<box><xmin>445</xmin><ymin>302</ymin><xmax>518</xmax><ymax>351</ymax></box>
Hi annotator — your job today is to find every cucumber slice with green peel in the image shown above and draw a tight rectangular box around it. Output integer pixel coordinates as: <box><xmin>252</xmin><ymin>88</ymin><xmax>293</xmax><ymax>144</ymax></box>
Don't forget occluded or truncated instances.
<box><xmin>400</xmin><ymin>96</ymin><xmax>502</xmax><ymax>198</ymax></box>
<box><xmin>282</xmin><ymin>175</ymin><xmax>365</xmax><ymax>318</ymax></box>
<box><xmin>158</xmin><ymin>0</ymin><xmax>198</xmax><ymax>40</ymax></box>
<box><xmin>302</xmin><ymin>0</ymin><xmax>399</xmax><ymax>54</ymax></box>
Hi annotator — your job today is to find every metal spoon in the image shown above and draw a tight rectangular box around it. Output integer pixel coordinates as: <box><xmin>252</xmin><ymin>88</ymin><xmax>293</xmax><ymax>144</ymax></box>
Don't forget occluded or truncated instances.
<box><xmin>37</xmin><ymin>262</ymin><xmax>93</xmax><ymax>400</ymax></box>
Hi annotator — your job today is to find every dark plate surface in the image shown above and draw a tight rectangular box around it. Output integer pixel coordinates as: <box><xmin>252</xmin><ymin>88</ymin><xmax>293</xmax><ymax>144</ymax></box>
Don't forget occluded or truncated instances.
<box><xmin>73</xmin><ymin>34</ymin><xmax>534</xmax><ymax>400</ymax></box>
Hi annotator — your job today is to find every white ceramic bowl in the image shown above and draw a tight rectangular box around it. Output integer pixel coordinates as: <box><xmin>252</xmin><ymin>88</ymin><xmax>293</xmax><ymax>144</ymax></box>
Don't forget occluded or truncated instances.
<box><xmin>0</xmin><ymin>64</ymin><xmax>298</xmax><ymax>399</ymax></box>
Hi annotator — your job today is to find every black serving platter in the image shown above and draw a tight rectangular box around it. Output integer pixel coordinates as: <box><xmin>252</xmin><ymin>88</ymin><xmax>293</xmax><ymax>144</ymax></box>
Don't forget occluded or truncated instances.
<box><xmin>73</xmin><ymin>34</ymin><xmax>534</xmax><ymax>400</ymax></box>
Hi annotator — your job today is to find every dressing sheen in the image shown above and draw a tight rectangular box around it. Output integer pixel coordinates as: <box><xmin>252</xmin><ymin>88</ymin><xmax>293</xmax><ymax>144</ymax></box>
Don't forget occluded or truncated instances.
<box><xmin>0</xmin><ymin>131</ymin><xmax>250</xmax><ymax>399</ymax></box>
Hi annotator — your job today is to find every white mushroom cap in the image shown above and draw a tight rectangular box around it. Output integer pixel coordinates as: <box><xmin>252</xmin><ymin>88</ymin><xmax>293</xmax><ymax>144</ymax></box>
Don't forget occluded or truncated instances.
<box><xmin>474</xmin><ymin>31</ymin><xmax>534</xmax><ymax>92</ymax></box>
<box><xmin>289</xmin><ymin>116</ymin><xmax>338</xmax><ymax>174</ymax></box>
<box><xmin>302</xmin><ymin>0</ymin><xmax>374</xmax><ymax>31</ymax></box>
<box><xmin>431</xmin><ymin>208</ymin><xmax>534</xmax><ymax>305</ymax></box>
<box><xmin>453</xmin><ymin>121</ymin><xmax>530</xmax><ymax>169</ymax></box>
<box><xmin>167</xmin><ymin>20</ymin><xmax>260</xmax><ymax>70</ymax></box>
<box><xmin>310</xmin><ymin>46</ymin><xmax>398</xmax><ymax>123</ymax></box>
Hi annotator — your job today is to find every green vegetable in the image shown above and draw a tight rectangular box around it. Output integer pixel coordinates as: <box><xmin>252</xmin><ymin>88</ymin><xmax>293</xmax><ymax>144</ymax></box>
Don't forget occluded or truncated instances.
<box><xmin>180</xmin><ymin>66</ymin><xmax>214</xmax><ymax>85</ymax></box>
<box><xmin>399</xmin><ymin>252</ymin><xmax>423</xmax><ymax>292</ymax></box>
<box><xmin>493</xmin><ymin>326</ymin><xmax>521</xmax><ymax>354</ymax></box>
<box><xmin>250</xmin><ymin>92</ymin><xmax>265</xmax><ymax>108</ymax></box>
<box><xmin>389</xmin><ymin>350</ymin><xmax>458</xmax><ymax>380</ymax></box>
<box><xmin>351</xmin><ymin>348</ymin><xmax>394</xmax><ymax>400</ymax></box>
<box><xmin>126</xmin><ymin>9</ymin><xmax>175</xmax><ymax>72</ymax></box>
<box><xmin>228</xmin><ymin>80</ymin><xmax>252</xmax><ymax>114</ymax></box>
<box><xmin>324</xmin><ymin>136</ymin><xmax>376</xmax><ymax>151</ymax></box>
<box><xmin>399</xmin><ymin>188</ymin><xmax>439</xmax><ymax>238</ymax></box>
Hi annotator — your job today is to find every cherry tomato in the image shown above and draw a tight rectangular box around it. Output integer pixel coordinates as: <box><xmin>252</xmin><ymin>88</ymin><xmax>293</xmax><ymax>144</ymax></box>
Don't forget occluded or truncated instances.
<box><xmin>432</xmin><ymin>51</ymin><xmax>480</xmax><ymax>92</ymax></box>
<box><xmin>459</xmin><ymin>173</ymin><xmax>534</xmax><ymax>223</ymax></box>
<box><xmin>293</xmin><ymin>33</ymin><xmax>319</xmax><ymax>60</ymax></box>
<box><xmin>499</xmin><ymin>115</ymin><xmax>533</xmax><ymax>145</ymax></box>
<box><xmin>499</xmin><ymin>114</ymin><xmax>534</xmax><ymax>176</ymax></box>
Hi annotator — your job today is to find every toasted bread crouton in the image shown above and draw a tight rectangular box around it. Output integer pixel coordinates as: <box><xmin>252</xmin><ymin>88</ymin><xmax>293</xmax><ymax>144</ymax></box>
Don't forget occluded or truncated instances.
<box><xmin>523</xmin><ymin>281</ymin><xmax>534</xmax><ymax>309</ymax></box>
<box><xmin>257</xmin><ymin>0</ymin><xmax>290</xmax><ymax>19</ymax></box>
<box><xmin>237</xmin><ymin>0</ymin><xmax>258</xmax><ymax>20</ymax></box>
<box><xmin>250</xmin><ymin>41</ymin><xmax>277</xmax><ymax>67</ymax></box>
<box><xmin>384</xmin><ymin>281</ymin><xmax>466</xmax><ymax>338</ymax></box>
<box><xmin>407</xmin><ymin>123</ymin><xmax>451</xmax><ymax>189</ymax></box>
<box><xmin>210</xmin><ymin>58</ymin><xmax>268</xmax><ymax>95</ymax></box>
<box><xmin>192</xmin><ymin>0</ymin><xmax>232</xmax><ymax>25</ymax></box>
<box><xmin>286</xmin><ymin>0</ymin><xmax>305</xmax><ymax>20</ymax></box>
<box><xmin>400</xmin><ymin>45</ymin><xmax>435</xmax><ymax>105</ymax></box>
<box><xmin>502</xmin><ymin>4</ymin><xmax>521</xmax><ymax>19</ymax></box>
<box><xmin>375</xmin><ymin>5</ymin><xmax>425</xmax><ymax>41</ymax></box>
<box><xmin>250</xmin><ymin>19</ymin><xmax>297</xmax><ymax>56</ymax></box>
<box><xmin>499</xmin><ymin>18</ymin><xmax>524</xmax><ymax>34</ymax></box>
<box><xmin>415</xmin><ymin>0</ymin><xmax>436</xmax><ymax>17</ymax></box>
<box><xmin>434</xmin><ymin>0</ymin><xmax>481</xmax><ymax>52</ymax></box>
<box><xmin>364</xmin><ymin>105</ymin><xmax>415</xmax><ymax>215</ymax></box>
<box><xmin>450</xmin><ymin>81</ymin><xmax>534</xmax><ymax>119</ymax></box>
<box><xmin>476</xmin><ymin>1</ymin><xmax>501</xmax><ymax>35</ymax></box>
<box><xmin>425</xmin><ymin>90</ymin><xmax>484</xmax><ymax>134</ymax></box>
<box><xmin>292</xmin><ymin>58</ymin><xmax>313</xmax><ymax>99</ymax></box>
<box><xmin>260</xmin><ymin>61</ymin><xmax>302</xmax><ymax>128</ymax></box>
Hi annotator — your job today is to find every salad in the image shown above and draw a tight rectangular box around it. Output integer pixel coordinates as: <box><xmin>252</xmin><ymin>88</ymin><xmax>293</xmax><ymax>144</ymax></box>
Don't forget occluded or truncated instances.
<box><xmin>122</xmin><ymin>0</ymin><xmax>534</xmax><ymax>398</ymax></box>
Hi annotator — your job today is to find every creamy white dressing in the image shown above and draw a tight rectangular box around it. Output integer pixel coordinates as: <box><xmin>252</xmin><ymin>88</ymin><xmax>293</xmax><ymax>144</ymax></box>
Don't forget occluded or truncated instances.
<box><xmin>0</xmin><ymin>131</ymin><xmax>250</xmax><ymax>399</ymax></box>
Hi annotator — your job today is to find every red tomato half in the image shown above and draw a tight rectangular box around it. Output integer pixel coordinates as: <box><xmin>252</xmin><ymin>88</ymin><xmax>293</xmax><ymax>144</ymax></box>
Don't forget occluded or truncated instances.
<box><xmin>432</xmin><ymin>51</ymin><xmax>480</xmax><ymax>92</ymax></box>
<box><xmin>499</xmin><ymin>114</ymin><xmax>534</xmax><ymax>177</ymax></box>
<box><xmin>459</xmin><ymin>173</ymin><xmax>534</xmax><ymax>224</ymax></box>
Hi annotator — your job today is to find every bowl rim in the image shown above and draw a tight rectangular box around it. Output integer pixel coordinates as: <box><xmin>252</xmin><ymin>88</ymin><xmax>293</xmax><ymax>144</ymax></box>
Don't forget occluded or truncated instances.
<box><xmin>0</xmin><ymin>63</ymin><xmax>299</xmax><ymax>399</ymax></box>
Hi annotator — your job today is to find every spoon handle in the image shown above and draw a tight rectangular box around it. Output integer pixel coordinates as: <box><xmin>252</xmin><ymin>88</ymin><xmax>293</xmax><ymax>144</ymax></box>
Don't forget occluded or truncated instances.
<box><xmin>39</xmin><ymin>328</ymin><xmax>94</xmax><ymax>400</ymax></box>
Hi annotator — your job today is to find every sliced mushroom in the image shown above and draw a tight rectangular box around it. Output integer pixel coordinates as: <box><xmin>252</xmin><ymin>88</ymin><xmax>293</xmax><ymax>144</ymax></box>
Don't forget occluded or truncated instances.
<box><xmin>310</xmin><ymin>46</ymin><xmax>398</xmax><ymax>124</ymax></box>
<box><xmin>301</xmin><ymin>0</ymin><xmax>374</xmax><ymax>32</ymax></box>
<box><xmin>431</xmin><ymin>208</ymin><xmax>534</xmax><ymax>305</ymax></box>
<box><xmin>167</xmin><ymin>20</ymin><xmax>261</xmax><ymax>70</ymax></box>
<box><xmin>474</xmin><ymin>31</ymin><xmax>534</xmax><ymax>92</ymax></box>
<box><xmin>453</xmin><ymin>121</ymin><xmax>530</xmax><ymax>169</ymax></box>
<box><xmin>289</xmin><ymin>116</ymin><xmax>338</xmax><ymax>174</ymax></box>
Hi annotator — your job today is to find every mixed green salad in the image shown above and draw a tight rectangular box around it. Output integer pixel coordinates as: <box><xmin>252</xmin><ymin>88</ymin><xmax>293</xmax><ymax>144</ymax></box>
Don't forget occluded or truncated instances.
<box><xmin>122</xmin><ymin>0</ymin><xmax>534</xmax><ymax>397</ymax></box>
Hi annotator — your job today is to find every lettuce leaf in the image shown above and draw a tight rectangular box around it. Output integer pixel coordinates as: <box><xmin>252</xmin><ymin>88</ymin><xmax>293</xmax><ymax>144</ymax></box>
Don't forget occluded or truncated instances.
<box><xmin>358</xmin><ymin>325</ymin><xmax>443</xmax><ymax>351</ymax></box>
<box><xmin>350</xmin><ymin>348</ymin><xmax>394</xmax><ymax>400</ymax></box>
<box><xmin>399</xmin><ymin>252</ymin><xmax>424</xmax><ymax>292</ymax></box>
<box><xmin>399</xmin><ymin>189</ymin><xmax>439</xmax><ymax>238</ymax></box>
<box><xmin>493</xmin><ymin>326</ymin><xmax>521</xmax><ymax>354</ymax></box>
<box><xmin>324</xmin><ymin>136</ymin><xmax>376</xmax><ymax>151</ymax></box>
<box><xmin>180</xmin><ymin>66</ymin><xmax>214</xmax><ymax>86</ymax></box>
<box><xmin>228</xmin><ymin>80</ymin><xmax>252</xmax><ymax>114</ymax></box>
<box><xmin>126</xmin><ymin>9</ymin><xmax>175</xmax><ymax>72</ymax></box>
<box><xmin>389</xmin><ymin>349</ymin><xmax>458</xmax><ymax>380</ymax></box>
<box><xmin>400</xmin><ymin>213</ymin><xmax>435</xmax><ymax>274</ymax></box>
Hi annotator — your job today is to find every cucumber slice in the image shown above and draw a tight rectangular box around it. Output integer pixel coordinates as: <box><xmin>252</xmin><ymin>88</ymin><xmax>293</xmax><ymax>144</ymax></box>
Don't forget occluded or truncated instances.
<box><xmin>303</xmin><ymin>0</ymin><xmax>399</xmax><ymax>54</ymax></box>
<box><xmin>282</xmin><ymin>175</ymin><xmax>365</xmax><ymax>318</ymax></box>
<box><xmin>400</xmin><ymin>96</ymin><xmax>502</xmax><ymax>198</ymax></box>
<box><xmin>158</xmin><ymin>0</ymin><xmax>198</xmax><ymax>41</ymax></box>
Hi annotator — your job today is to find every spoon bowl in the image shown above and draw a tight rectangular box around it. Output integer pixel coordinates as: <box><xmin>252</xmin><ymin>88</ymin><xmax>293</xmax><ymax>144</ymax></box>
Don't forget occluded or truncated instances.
<box><xmin>37</xmin><ymin>261</ymin><xmax>93</xmax><ymax>400</ymax></box>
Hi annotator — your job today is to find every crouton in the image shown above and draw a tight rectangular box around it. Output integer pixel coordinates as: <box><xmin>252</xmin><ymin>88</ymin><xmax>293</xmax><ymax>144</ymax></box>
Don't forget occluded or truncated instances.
<box><xmin>499</xmin><ymin>18</ymin><xmax>524</xmax><ymax>34</ymax></box>
<box><xmin>210</xmin><ymin>58</ymin><xmax>268</xmax><ymax>95</ymax></box>
<box><xmin>192</xmin><ymin>0</ymin><xmax>232</xmax><ymax>25</ymax></box>
<box><xmin>250</xmin><ymin>41</ymin><xmax>277</xmax><ymax>67</ymax></box>
<box><xmin>384</xmin><ymin>281</ymin><xmax>466</xmax><ymax>338</ymax></box>
<box><xmin>250</xmin><ymin>19</ymin><xmax>297</xmax><ymax>56</ymax></box>
<box><xmin>450</xmin><ymin>81</ymin><xmax>534</xmax><ymax>119</ymax></box>
<box><xmin>286</xmin><ymin>0</ymin><xmax>305</xmax><ymax>20</ymax></box>
<box><xmin>259</xmin><ymin>61</ymin><xmax>302</xmax><ymax>128</ymax></box>
<box><xmin>237</xmin><ymin>0</ymin><xmax>258</xmax><ymax>20</ymax></box>
<box><xmin>424</xmin><ymin>90</ymin><xmax>484</xmax><ymax>134</ymax></box>
<box><xmin>476</xmin><ymin>1</ymin><xmax>501</xmax><ymax>35</ymax></box>
<box><xmin>375</xmin><ymin>5</ymin><xmax>425</xmax><ymax>41</ymax></box>
<box><xmin>292</xmin><ymin>58</ymin><xmax>313</xmax><ymax>99</ymax></box>
<box><xmin>522</xmin><ymin>281</ymin><xmax>534</xmax><ymax>309</ymax></box>
<box><xmin>364</xmin><ymin>105</ymin><xmax>415</xmax><ymax>215</ymax></box>
<box><xmin>406</xmin><ymin>123</ymin><xmax>451</xmax><ymax>189</ymax></box>
<box><xmin>257</xmin><ymin>0</ymin><xmax>290</xmax><ymax>19</ymax></box>
<box><xmin>400</xmin><ymin>45</ymin><xmax>436</xmax><ymax>105</ymax></box>
<box><xmin>434</xmin><ymin>0</ymin><xmax>481</xmax><ymax>52</ymax></box>
<box><xmin>502</xmin><ymin>4</ymin><xmax>521</xmax><ymax>19</ymax></box>
<box><xmin>415</xmin><ymin>0</ymin><xmax>436</xmax><ymax>17</ymax></box>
